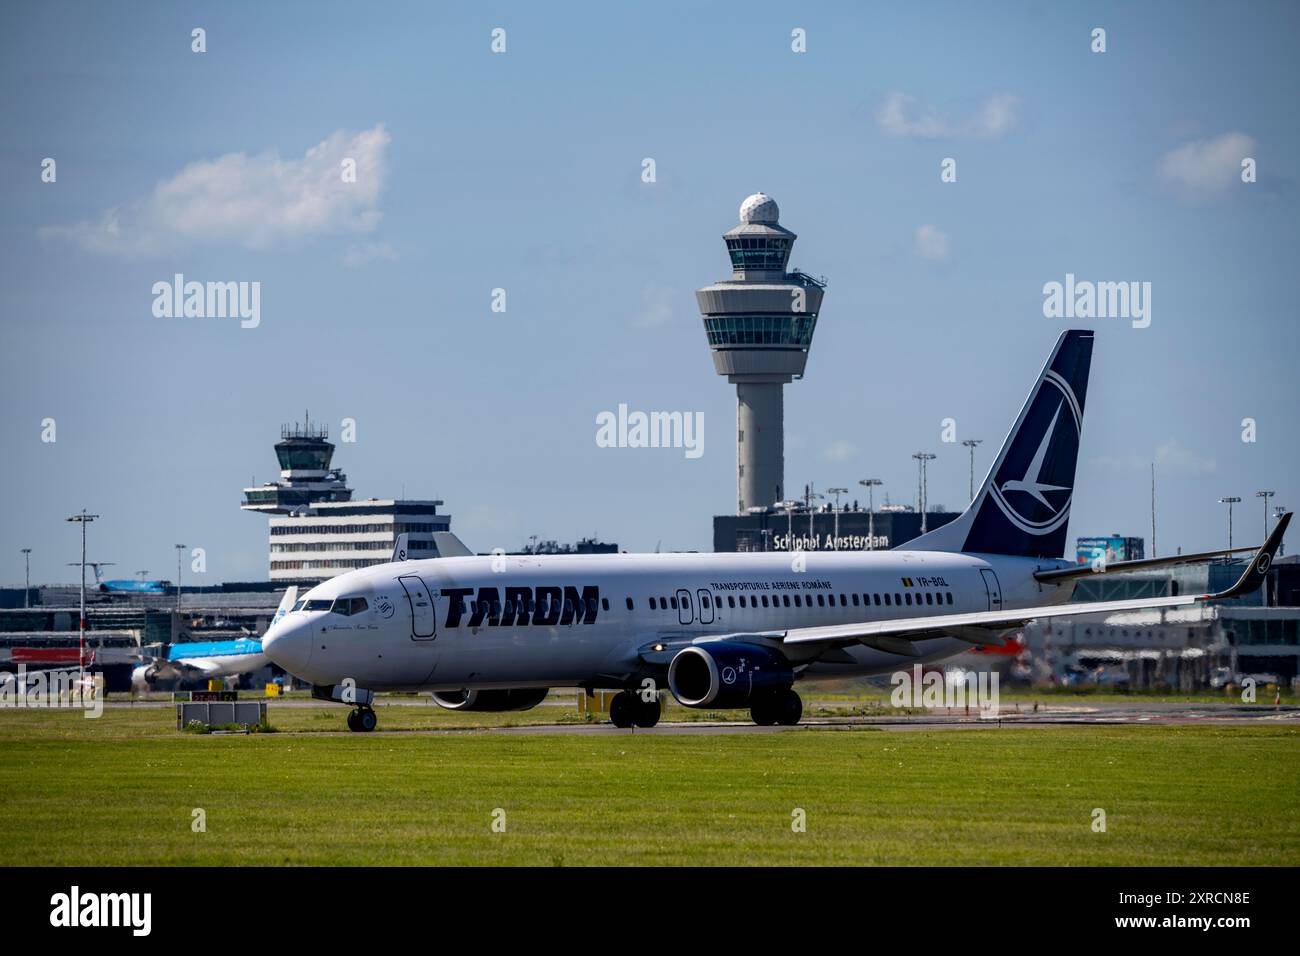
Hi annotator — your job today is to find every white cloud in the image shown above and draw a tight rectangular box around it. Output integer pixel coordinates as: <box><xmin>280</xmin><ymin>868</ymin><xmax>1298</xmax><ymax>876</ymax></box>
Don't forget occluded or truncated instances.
<box><xmin>1092</xmin><ymin>439</ymin><xmax>1216</xmax><ymax>475</ymax></box>
<box><xmin>1159</xmin><ymin>131</ymin><xmax>1255</xmax><ymax>197</ymax></box>
<box><xmin>877</xmin><ymin>92</ymin><xmax>1019</xmax><ymax>140</ymax></box>
<box><xmin>41</xmin><ymin>124</ymin><xmax>391</xmax><ymax>256</ymax></box>
<box><xmin>342</xmin><ymin>240</ymin><xmax>396</xmax><ymax>267</ymax></box>
<box><xmin>824</xmin><ymin>440</ymin><xmax>857</xmax><ymax>463</ymax></box>
<box><xmin>1155</xmin><ymin>439</ymin><xmax>1216</xmax><ymax>474</ymax></box>
<box><xmin>634</xmin><ymin>284</ymin><xmax>676</xmax><ymax>328</ymax></box>
<box><xmin>914</xmin><ymin>224</ymin><xmax>950</xmax><ymax>261</ymax></box>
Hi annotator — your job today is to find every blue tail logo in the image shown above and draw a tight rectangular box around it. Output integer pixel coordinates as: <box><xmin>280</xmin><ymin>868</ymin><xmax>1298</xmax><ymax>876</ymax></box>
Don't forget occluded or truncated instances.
<box><xmin>960</xmin><ymin>330</ymin><xmax>1093</xmax><ymax>558</ymax></box>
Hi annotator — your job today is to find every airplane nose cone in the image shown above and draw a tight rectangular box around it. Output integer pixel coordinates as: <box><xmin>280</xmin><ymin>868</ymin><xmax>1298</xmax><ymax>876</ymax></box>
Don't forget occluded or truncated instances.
<box><xmin>263</xmin><ymin>617</ymin><xmax>313</xmax><ymax>676</ymax></box>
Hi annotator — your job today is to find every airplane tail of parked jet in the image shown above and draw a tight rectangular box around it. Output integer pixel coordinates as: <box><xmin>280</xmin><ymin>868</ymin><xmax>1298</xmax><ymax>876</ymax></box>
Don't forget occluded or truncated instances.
<box><xmin>908</xmin><ymin>329</ymin><xmax>1094</xmax><ymax>559</ymax></box>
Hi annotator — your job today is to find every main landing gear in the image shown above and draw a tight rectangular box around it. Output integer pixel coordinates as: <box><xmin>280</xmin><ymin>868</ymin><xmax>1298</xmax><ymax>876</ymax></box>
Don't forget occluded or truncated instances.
<box><xmin>609</xmin><ymin>690</ymin><xmax>662</xmax><ymax>729</ymax></box>
<box><xmin>346</xmin><ymin>707</ymin><xmax>377</xmax><ymax>733</ymax></box>
<box><xmin>750</xmin><ymin>688</ymin><xmax>803</xmax><ymax>727</ymax></box>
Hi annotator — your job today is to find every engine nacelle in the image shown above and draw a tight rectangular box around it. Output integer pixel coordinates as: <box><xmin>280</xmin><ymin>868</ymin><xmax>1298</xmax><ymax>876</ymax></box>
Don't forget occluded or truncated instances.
<box><xmin>431</xmin><ymin>687</ymin><xmax>550</xmax><ymax>712</ymax></box>
<box><xmin>668</xmin><ymin>643</ymin><xmax>794</xmax><ymax>708</ymax></box>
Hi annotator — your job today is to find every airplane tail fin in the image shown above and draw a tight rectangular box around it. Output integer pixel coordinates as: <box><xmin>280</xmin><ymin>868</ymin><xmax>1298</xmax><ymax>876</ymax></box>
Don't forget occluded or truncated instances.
<box><xmin>907</xmin><ymin>329</ymin><xmax>1094</xmax><ymax>559</ymax></box>
<box><xmin>431</xmin><ymin>531</ymin><xmax>474</xmax><ymax>558</ymax></box>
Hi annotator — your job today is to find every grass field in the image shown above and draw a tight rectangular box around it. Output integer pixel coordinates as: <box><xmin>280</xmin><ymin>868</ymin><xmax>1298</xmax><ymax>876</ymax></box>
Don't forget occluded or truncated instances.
<box><xmin>1</xmin><ymin>705</ymin><xmax>1297</xmax><ymax>865</ymax></box>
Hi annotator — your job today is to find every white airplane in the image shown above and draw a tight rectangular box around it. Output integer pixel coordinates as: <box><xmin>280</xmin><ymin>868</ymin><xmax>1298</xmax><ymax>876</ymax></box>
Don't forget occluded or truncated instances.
<box><xmin>262</xmin><ymin>330</ymin><xmax>1290</xmax><ymax>732</ymax></box>
<box><xmin>130</xmin><ymin>588</ymin><xmax>295</xmax><ymax>690</ymax></box>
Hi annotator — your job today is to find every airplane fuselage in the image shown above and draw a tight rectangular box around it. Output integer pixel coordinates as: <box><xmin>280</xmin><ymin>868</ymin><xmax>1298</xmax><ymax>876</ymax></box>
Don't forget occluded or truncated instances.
<box><xmin>265</xmin><ymin>550</ymin><xmax>1072</xmax><ymax>692</ymax></box>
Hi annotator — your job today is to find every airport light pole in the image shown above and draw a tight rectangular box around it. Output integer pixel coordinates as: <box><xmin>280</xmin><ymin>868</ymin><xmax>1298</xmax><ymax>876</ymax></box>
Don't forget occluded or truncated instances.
<box><xmin>804</xmin><ymin>489</ymin><xmax>824</xmax><ymax>548</ymax></box>
<box><xmin>1218</xmin><ymin>497</ymin><xmax>1241</xmax><ymax>551</ymax></box>
<box><xmin>175</xmin><ymin>544</ymin><xmax>186</xmax><ymax>612</ymax></box>
<box><xmin>913</xmin><ymin>453</ymin><xmax>936</xmax><ymax>534</ymax></box>
<box><xmin>66</xmin><ymin>511</ymin><xmax>98</xmax><ymax>676</ymax></box>
<box><xmin>1257</xmin><ymin>491</ymin><xmax>1275</xmax><ymax>540</ymax></box>
<box><xmin>859</xmin><ymin>479</ymin><xmax>882</xmax><ymax>551</ymax></box>
<box><xmin>961</xmin><ymin>439</ymin><xmax>982</xmax><ymax>504</ymax></box>
<box><xmin>827</xmin><ymin>487</ymin><xmax>848</xmax><ymax>549</ymax></box>
<box><xmin>776</xmin><ymin>500</ymin><xmax>800</xmax><ymax>552</ymax></box>
<box><xmin>21</xmin><ymin>548</ymin><xmax>31</xmax><ymax>608</ymax></box>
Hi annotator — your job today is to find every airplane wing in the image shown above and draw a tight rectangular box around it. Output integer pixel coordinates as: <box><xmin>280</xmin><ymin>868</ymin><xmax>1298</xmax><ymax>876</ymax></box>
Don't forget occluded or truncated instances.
<box><xmin>780</xmin><ymin>513</ymin><xmax>1288</xmax><ymax>653</ymax></box>
<box><xmin>1033</xmin><ymin>545</ymin><xmax>1258</xmax><ymax>584</ymax></box>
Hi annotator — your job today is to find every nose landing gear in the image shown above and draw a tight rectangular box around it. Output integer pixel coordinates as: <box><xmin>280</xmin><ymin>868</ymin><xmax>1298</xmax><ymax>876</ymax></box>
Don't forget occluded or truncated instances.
<box><xmin>346</xmin><ymin>707</ymin><xmax>377</xmax><ymax>733</ymax></box>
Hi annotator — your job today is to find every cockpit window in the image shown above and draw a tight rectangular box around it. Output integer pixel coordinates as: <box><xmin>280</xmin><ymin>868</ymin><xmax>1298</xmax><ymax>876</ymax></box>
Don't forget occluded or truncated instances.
<box><xmin>303</xmin><ymin>599</ymin><xmax>333</xmax><ymax>612</ymax></box>
<box><xmin>332</xmin><ymin>597</ymin><xmax>369</xmax><ymax>616</ymax></box>
<box><xmin>291</xmin><ymin>599</ymin><xmax>306</xmax><ymax>612</ymax></box>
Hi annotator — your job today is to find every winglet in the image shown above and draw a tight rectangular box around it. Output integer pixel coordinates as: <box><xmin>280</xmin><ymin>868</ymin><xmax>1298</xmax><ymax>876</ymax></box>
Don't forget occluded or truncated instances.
<box><xmin>1208</xmin><ymin>512</ymin><xmax>1291</xmax><ymax>601</ymax></box>
<box><xmin>431</xmin><ymin>531</ymin><xmax>473</xmax><ymax>558</ymax></box>
<box><xmin>392</xmin><ymin>533</ymin><xmax>410</xmax><ymax>562</ymax></box>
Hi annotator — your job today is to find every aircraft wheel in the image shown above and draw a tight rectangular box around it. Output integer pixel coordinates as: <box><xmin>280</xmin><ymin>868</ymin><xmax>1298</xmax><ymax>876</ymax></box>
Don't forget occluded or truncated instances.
<box><xmin>609</xmin><ymin>691</ymin><xmax>636</xmax><ymax>728</ymax></box>
<box><xmin>750</xmin><ymin>695</ymin><xmax>778</xmax><ymax>726</ymax></box>
<box><xmin>632</xmin><ymin>695</ymin><xmax>661</xmax><ymax>728</ymax></box>
<box><xmin>356</xmin><ymin>708</ymin><xmax>378</xmax><ymax>733</ymax></box>
<box><xmin>774</xmin><ymin>689</ymin><xmax>803</xmax><ymax>726</ymax></box>
<box><xmin>346</xmin><ymin>708</ymin><xmax>362</xmax><ymax>732</ymax></box>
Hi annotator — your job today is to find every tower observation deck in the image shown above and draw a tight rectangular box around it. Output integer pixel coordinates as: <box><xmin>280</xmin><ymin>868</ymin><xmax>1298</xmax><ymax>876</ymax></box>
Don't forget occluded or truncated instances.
<box><xmin>241</xmin><ymin>415</ymin><xmax>353</xmax><ymax>514</ymax></box>
<box><xmin>696</xmin><ymin>193</ymin><xmax>826</xmax><ymax>513</ymax></box>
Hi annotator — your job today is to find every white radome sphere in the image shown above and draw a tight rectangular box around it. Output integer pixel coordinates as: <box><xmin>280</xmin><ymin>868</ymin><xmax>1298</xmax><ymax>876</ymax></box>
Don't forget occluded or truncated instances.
<box><xmin>739</xmin><ymin>192</ymin><xmax>779</xmax><ymax>224</ymax></box>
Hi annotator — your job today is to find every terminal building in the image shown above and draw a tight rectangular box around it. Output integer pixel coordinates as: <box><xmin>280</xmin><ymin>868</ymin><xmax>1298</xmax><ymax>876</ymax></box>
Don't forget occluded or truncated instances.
<box><xmin>1022</xmin><ymin>552</ymin><xmax>1300</xmax><ymax>688</ymax></box>
<box><xmin>242</xmin><ymin>419</ymin><xmax>451</xmax><ymax>583</ymax></box>
<box><xmin>715</xmin><ymin>503</ymin><xmax>959</xmax><ymax>553</ymax></box>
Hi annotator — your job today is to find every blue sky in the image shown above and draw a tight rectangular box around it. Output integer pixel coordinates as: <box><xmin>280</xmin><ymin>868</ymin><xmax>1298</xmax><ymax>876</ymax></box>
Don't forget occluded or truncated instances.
<box><xmin>2</xmin><ymin>1</ymin><xmax>1298</xmax><ymax>584</ymax></box>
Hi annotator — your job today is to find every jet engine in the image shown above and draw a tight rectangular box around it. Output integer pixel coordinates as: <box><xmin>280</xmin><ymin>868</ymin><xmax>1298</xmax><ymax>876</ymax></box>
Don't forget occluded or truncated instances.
<box><xmin>431</xmin><ymin>687</ymin><xmax>550</xmax><ymax>712</ymax></box>
<box><xmin>667</xmin><ymin>642</ymin><xmax>794</xmax><ymax>708</ymax></box>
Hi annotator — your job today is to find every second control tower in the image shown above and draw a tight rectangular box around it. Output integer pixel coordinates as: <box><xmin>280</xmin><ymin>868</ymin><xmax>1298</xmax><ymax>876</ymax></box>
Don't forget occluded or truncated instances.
<box><xmin>697</xmin><ymin>193</ymin><xmax>826</xmax><ymax>514</ymax></box>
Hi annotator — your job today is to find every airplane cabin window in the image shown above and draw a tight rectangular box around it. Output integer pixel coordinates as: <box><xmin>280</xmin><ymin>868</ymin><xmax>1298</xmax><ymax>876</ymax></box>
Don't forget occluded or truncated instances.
<box><xmin>946</xmin><ymin>593</ymin><xmax>954</xmax><ymax>605</ymax></box>
<box><xmin>839</xmin><ymin>594</ymin><xmax>847</xmax><ymax>607</ymax></box>
<box><xmin>883</xmin><ymin>594</ymin><xmax>891</xmax><ymax>606</ymax></box>
<box><xmin>925</xmin><ymin>592</ymin><xmax>933</xmax><ymax>605</ymax></box>
<box><xmin>701</xmin><ymin>595</ymin><xmax>711</xmax><ymax>608</ymax></box>
<box><xmin>793</xmin><ymin>595</ymin><xmax>801</xmax><ymax>607</ymax></box>
<box><xmin>739</xmin><ymin>596</ymin><xmax>747</xmax><ymax>608</ymax></box>
<box><xmin>874</xmin><ymin>594</ymin><xmax>881</xmax><ymax>606</ymax></box>
<box><xmin>904</xmin><ymin>593</ymin><xmax>912</xmax><ymax>606</ymax></box>
<box><xmin>670</xmin><ymin>597</ymin><xmax>678</xmax><ymax>609</ymax></box>
<box><xmin>852</xmin><ymin>594</ymin><xmax>860</xmax><ymax>606</ymax></box>
<box><xmin>601</xmin><ymin>598</ymin><xmax>609</xmax><ymax>612</ymax></box>
<box><xmin>782</xmin><ymin>595</ymin><xmax>790</xmax><ymax>607</ymax></box>
<box><xmin>649</xmin><ymin>597</ymin><xmax>657</xmax><ymax>610</ymax></box>
<box><xmin>816</xmin><ymin>594</ymin><xmax>824</xmax><ymax>607</ymax></box>
<box><xmin>895</xmin><ymin>593</ymin><xmax>903</xmax><ymax>605</ymax></box>
<box><xmin>728</xmin><ymin>596</ymin><xmax>736</xmax><ymax>608</ymax></box>
<box><xmin>625</xmin><ymin>598</ymin><xmax>633</xmax><ymax>610</ymax></box>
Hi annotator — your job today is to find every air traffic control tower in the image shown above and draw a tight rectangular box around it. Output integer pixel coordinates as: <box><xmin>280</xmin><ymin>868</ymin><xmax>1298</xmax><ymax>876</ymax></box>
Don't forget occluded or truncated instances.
<box><xmin>697</xmin><ymin>193</ymin><xmax>826</xmax><ymax>513</ymax></box>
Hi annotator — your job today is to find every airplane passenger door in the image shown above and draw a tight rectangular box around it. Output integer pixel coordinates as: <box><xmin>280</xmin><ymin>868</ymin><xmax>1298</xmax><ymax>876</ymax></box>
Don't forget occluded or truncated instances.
<box><xmin>398</xmin><ymin>574</ymin><xmax>437</xmax><ymax>640</ymax></box>
<box><xmin>979</xmin><ymin>569</ymin><xmax>1003</xmax><ymax>612</ymax></box>
<box><xmin>676</xmin><ymin>588</ymin><xmax>694</xmax><ymax>625</ymax></box>
<box><xmin>696</xmin><ymin>589</ymin><xmax>714</xmax><ymax>624</ymax></box>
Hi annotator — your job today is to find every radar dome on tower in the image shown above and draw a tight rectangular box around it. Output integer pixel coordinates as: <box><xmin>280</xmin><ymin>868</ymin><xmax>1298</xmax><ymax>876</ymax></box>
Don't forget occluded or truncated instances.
<box><xmin>739</xmin><ymin>192</ymin><xmax>780</xmax><ymax>224</ymax></box>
